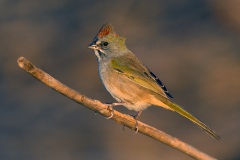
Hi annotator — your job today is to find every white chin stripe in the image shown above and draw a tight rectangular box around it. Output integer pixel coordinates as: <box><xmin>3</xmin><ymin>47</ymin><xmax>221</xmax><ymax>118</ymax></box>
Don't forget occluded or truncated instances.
<box><xmin>94</xmin><ymin>50</ymin><xmax>100</xmax><ymax>59</ymax></box>
<box><xmin>94</xmin><ymin>50</ymin><xmax>103</xmax><ymax>59</ymax></box>
<box><xmin>94</xmin><ymin>49</ymin><xmax>105</xmax><ymax>59</ymax></box>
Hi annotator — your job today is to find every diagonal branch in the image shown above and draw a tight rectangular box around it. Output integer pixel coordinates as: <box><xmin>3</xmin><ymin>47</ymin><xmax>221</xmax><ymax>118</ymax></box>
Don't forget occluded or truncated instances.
<box><xmin>17</xmin><ymin>57</ymin><xmax>217</xmax><ymax>160</ymax></box>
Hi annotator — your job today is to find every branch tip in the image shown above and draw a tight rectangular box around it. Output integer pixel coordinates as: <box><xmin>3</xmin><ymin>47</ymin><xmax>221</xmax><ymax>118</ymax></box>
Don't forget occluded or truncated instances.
<box><xmin>17</xmin><ymin>57</ymin><xmax>35</xmax><ymax>71</ymax></box>
<box><xmin>17</xmin><ymin>57</ymin><xmax>25</xmax><ymax>68</ymax></box>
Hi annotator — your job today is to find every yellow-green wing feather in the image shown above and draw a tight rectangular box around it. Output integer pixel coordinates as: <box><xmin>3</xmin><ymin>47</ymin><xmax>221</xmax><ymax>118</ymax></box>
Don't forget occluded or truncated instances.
<box><xmin>111</xmin><ymin>57</ymin><xmax>170</xmax><ymax>99</ymax></box>
<box><xmin>111</xmin><ymin>56</ymin><xmax>221</xmax><ymax>140</ymax></box>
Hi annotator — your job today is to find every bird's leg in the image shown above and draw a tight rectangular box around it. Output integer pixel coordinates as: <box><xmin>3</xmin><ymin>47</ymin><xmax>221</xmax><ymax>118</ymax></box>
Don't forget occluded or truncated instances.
<box><xmin>133</xmin><ymin>111</ymin><xmax>142</xmax><ymax>133</ymax></box>
<box><xmin>105</xmin><ymin>102</ymin><xmax>124</xmax><ymax>119</ymax></box>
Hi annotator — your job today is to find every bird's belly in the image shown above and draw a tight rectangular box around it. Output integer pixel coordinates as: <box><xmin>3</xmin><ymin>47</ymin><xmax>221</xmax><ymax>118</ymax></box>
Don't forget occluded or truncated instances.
<box><xmin>100</xmin><ymin>69</ymin><xmax>152</xmax><ymax>111</ymax></box>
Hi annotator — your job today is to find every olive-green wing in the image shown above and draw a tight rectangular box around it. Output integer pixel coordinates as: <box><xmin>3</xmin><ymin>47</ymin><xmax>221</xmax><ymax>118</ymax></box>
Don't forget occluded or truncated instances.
<box><xmin>111</xmin><ymin>57</ymin><xmax>221</xmax><ymax>140</ymax></box>
<box><xmin>111</xmin><ymin>57</ymin><xmax>173</xmax><ymax>99</ymax></box>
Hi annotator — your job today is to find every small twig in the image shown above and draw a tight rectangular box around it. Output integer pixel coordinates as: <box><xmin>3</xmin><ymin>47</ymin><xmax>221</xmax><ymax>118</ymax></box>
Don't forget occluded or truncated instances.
<box><xmin>17</xmin><ymin>57</ymin><xmax>217</xmax><ymax>160</ymax></box>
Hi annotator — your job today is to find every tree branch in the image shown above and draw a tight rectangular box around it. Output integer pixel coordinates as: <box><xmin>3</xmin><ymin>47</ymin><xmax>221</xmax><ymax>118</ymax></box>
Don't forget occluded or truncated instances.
<box><xmin>17</xmin><ymin>57</ymin><xmax>217</xmax><ymax>160</ymax></box>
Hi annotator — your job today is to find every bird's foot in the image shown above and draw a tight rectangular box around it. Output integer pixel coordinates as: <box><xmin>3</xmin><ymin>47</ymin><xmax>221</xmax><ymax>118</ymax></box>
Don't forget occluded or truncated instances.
<box><xmin>105</xmin><ymin>102</ymin><xmax>124</xmax><ymax>119</ymax></box>
<box><xmin>106</xmin><ymin>105</ymin><xmax>114</xmax><ymax>119</ymax></box>
<box><xmin>121</xmin><ymin>120</ymin><xmax>138</xmax><ymax>133</ymax></box>
<box><xmin>134</xmin><ymin>120</ymin><xmax>139</xmax><ymax>133</ymax></box>
<box><xmin>132</xmin><ymin>111</ymin><xmax>142</xmax><ymax>133</ymax></box>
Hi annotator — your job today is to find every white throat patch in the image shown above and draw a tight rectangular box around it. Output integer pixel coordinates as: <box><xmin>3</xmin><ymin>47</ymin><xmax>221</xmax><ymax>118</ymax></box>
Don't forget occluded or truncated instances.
<box><xmin>94</xmin><ymin>49</ymin><xmax>106</xmax><ymax>60</ymax></box>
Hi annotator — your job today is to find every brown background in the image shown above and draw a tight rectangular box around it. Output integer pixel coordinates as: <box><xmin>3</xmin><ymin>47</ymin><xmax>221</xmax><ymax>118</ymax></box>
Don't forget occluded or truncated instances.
<box><xmin>1</xmin><ymin>0</ymin><xmax>240</xmax><ymax>159</ymax></box>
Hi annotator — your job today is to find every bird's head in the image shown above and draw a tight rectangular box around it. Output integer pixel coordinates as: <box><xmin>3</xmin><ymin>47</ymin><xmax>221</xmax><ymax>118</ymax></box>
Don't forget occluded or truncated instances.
<box><xmin>88</xmin><ymin>24</ymin><xmax>128</xmax><ymax>59</ymax></box>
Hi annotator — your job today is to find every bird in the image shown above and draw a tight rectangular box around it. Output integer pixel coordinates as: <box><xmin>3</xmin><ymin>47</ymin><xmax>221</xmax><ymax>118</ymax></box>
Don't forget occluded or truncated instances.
<box><xmin>88</xmin><ymin>23</ymin><xmax>221</xmax><ymax>140</ymax></box>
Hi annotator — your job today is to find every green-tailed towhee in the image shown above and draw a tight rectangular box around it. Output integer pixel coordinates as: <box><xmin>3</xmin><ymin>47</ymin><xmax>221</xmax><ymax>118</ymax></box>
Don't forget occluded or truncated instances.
<box><xmin>88</xmin><ymin>23</ymin><xmax>220</xmax><ymax>140</ymax></box>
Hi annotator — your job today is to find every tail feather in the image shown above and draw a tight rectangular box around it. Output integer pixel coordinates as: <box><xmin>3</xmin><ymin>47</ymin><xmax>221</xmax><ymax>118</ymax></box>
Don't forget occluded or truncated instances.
<box><xmin>158</xmin><ymin>97</ymin><xmax>221</xmax><ymax>140</ymax></box>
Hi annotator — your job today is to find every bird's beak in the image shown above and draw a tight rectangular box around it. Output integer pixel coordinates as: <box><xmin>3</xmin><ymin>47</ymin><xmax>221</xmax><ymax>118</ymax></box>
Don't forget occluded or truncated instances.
<box><xmin>88</xmin><ymin>37</ymin><xmax>99</xmax><ymax>50</ymax></box>
<box><xmin>88</xmin><ymin>44</ymin><xmax>98</xmax><ymax>50</ymax></box>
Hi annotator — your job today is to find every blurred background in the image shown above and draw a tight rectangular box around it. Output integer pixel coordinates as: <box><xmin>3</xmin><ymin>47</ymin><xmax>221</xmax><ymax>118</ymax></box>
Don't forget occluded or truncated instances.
<box><xmin>1</xmin><ymin>0</ymin><xmax>240</xmax><ymax>159</ymax></box>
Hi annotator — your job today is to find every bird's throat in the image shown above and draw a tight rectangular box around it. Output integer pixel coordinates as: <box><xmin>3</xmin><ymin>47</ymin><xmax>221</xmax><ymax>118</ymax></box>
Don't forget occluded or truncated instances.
<box><xmin>94</xmin><ymin>50</ymin><xmax>105</xmax><ymax>60</ymax></box>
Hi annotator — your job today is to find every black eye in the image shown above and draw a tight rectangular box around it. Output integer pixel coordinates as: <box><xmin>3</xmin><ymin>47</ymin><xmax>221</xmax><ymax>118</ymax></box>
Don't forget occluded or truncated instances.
<box><xmin>103</xmin><ymin>42</ymin><xmax>109</xmax><ymax>46</ymax></box>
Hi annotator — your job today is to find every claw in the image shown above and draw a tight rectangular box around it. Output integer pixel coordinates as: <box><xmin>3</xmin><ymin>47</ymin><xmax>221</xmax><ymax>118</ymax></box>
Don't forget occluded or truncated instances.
<box><xmin>105</xmin><ymin>102</ymin><xmax>124</xmax><ymax>119</ymax></box>
<box><xmin>106</xmin><ymin>105</ymin><xmax>114</xmax><ymax>119</ymax></box>
<box><xmin>134</xmin><ymin>120</ymin><xmax>139</xmax><ymax>133</ymax></box>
